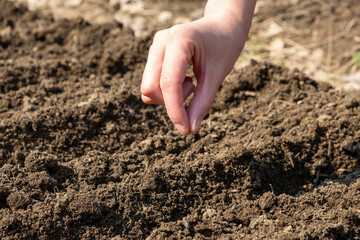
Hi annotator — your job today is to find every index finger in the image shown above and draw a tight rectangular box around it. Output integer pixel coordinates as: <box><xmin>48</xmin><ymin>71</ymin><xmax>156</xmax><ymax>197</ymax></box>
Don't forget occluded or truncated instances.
<box><xmin>160</xmin><ymin>41</ymin><xmax>193</xmax><ymax>136</ymax></box>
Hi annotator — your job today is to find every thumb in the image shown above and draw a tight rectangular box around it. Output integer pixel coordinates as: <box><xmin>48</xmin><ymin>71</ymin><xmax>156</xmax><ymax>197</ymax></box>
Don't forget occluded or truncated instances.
<box><xmin>187</xmin><ymin>79</ymin><xmax>219</xmax><ymax>134</ymax></box>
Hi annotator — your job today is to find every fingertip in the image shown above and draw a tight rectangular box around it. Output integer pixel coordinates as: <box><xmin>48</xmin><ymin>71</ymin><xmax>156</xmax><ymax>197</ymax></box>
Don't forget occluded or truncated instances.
<box><xmin>141</xmin><ymin>94</ymin><xmax>163</xmax><ymax>105</ymax></box>
<box><xmin>140</xmin><ymin>85</ymin><xmax>153</xmax><ymax>99</ymax></box>
<box><xmin>175</xmin><ymin>123</ymin><xmax>189</xmax><ymax>136</ymax></box>
<box><xmin>141</xmin><ymin>94</ymin><xmax>153</xmax><ymax>104</ymax></box>
<box><xmin>188</xmin><ymin>98</ymin><xmax>212</xmax><ymax>134</ymax></box>
<box><xmin>187</xmin><ymin>83</ymin><xmax>217</xmax><ymax>134</ymax></box>
<box><xmin>190</xmin><ymin>116</ymin><xmax>204</xmax><ymax>134</ymax></box>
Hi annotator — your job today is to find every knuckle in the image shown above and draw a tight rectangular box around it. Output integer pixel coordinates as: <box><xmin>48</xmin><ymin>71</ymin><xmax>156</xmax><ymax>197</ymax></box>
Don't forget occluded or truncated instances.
<box><xmin>170</xmin><ymin>24</ymin><xmax>194</xmax><ymax>39</ymax></box>
<box><xmin>169</xmin><ymin>24</ymin><xmax>181</xmax><ymax>34</ymax></box>
<box><xmin>160</xmin><ymin>72</ymin><xmax>173</xmax><ymax>91</ymax></box>
<box><xmin>153</xmin><ymin>30</ymin><xmax>166</xmax><ymax>41</ymax></box>
<box><xmin>155</xmin><ymin>25</ymin><xmax>193</xmax><ymax>48</ymax></box>
<box><xmin>168</xmin><ymin>25</ymin><xmax>186</xmax><ymax>40</ymax></box>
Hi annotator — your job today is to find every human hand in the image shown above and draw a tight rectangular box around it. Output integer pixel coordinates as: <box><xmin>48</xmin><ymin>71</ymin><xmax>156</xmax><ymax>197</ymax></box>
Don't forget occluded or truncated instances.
<box><xmin>141</xmin><ymin>1</ymin><xmax>256</xmax><ymax>135</ymax></box>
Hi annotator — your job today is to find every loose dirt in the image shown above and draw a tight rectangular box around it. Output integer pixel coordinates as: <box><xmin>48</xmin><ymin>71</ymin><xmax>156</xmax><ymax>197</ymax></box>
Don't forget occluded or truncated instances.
<box><xmin>0</xmin><ymin>1</ymin><xmax>359</xmax><ymax>239</ymax></box>
<box><xmin>248</xmin><ymin>0</ymin><xmax>360</xmax><ymax>91</ymax></box>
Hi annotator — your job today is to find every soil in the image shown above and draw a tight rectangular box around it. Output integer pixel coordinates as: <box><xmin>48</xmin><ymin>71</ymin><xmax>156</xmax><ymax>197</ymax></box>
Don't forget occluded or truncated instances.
<box><xmin>248</xmin><ymin>0</ymin><xmax>360</xmax><ymax>91</ymax></box>
<box><xmin>0</xmin><ymin>1</ymin><xmax>360</xmax><ymax>239</ymax></box>
<box><xmin>253</xmin><ymin>0</ymin><xmax>360</xmax><ymax>65</ymax></box>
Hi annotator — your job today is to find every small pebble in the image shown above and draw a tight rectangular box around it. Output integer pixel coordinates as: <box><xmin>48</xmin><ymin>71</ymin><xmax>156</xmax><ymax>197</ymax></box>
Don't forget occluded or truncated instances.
<box><xmin>158</xmin><ymin>10</ymin><xmax>173</xmax><ymax>23</ymax></box>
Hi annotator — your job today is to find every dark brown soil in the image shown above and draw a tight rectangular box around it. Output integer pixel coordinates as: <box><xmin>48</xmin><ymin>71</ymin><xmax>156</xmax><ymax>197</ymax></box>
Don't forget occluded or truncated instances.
<box><xmin>0</xmin><ymin>1</ymin><xmax>359</xmax><ymax>239</ymax></box>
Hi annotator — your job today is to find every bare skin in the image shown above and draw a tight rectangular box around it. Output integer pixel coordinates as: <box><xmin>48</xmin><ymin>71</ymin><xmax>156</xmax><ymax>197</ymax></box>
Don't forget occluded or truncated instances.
<box><xmin>141</xmin><ymin>0</ymin><xmax>257</xmax><ymax>135</ymax></box>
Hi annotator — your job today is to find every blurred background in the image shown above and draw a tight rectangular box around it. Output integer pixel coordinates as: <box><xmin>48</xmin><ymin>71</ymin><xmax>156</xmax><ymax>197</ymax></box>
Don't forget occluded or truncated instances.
<box><xmin>9</xmin><ymin>0</ymin><xmax>360</xmax><ymax>92</ymax></box>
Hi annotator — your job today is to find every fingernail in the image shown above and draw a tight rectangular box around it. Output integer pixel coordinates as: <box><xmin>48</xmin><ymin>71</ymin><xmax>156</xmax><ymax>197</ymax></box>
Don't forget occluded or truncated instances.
<box><xmin>191</xmin><ymin>117</ymin><xmax>203</xmax><ymax>134</ymax></box>
<box><xmin>175</xmin><ymin>123</ymin><xmax>187</xmax><ymax>136</ymax></box>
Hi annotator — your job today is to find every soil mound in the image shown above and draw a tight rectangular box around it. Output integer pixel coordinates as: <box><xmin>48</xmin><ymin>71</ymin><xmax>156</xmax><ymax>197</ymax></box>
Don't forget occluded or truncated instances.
<box><xmin>0</xmin><ymin>1</ymin><xmax>359</xmax><ymax>239</ymax></box>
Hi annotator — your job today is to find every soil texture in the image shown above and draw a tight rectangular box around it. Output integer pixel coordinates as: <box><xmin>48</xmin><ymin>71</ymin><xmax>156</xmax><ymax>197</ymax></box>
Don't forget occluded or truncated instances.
<box><xmin>0</xmin><ymin>1</ymin><xmax>360</xmax><ymax>239</ymax></box>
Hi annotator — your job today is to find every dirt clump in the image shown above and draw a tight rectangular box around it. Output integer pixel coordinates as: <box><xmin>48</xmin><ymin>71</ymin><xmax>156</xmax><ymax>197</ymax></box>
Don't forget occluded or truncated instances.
<box><xmin>0</xmin><ymin>1</ymin><xmax>359</xmax><ymax>239</ymax></box>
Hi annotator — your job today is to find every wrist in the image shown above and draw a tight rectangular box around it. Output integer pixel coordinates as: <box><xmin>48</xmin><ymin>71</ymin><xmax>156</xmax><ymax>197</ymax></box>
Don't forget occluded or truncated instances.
<box><xmin>204</xmin><ymin>0</ymin><xmax>256</xmax><ymax>43</ymax></box>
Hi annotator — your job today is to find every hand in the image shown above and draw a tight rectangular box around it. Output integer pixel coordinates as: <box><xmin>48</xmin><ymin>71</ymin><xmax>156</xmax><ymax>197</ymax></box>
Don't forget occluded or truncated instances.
<box><xmin>141</xmin><ymin>1</ymin><xmax>256</xmax><ymax>135</ymax></box>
